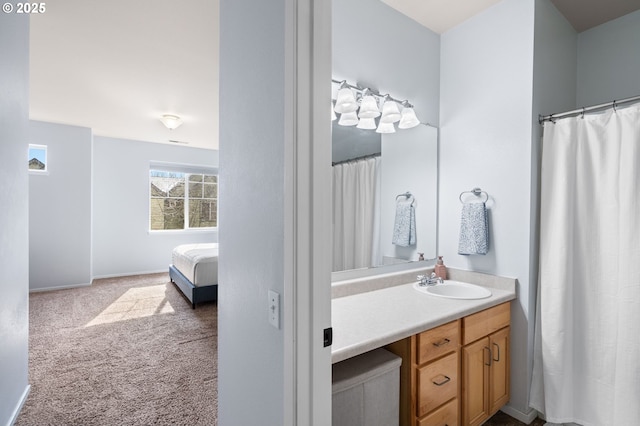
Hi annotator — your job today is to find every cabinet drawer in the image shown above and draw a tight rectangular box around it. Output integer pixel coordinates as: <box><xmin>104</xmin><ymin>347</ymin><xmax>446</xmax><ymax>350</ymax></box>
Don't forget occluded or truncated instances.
<box><xmin>462</xmin><ymin>302</ymin><xmax>510</xmax><ymax>345</ymax></box>
<box><xmin>417</xmin><ymin>351</ymin><xmax>458</xmax><ymax>417</ymax></box>
<box><xmin>418</xmin><ymin>398</ymin><xmax>458</xmax><ymax>426</ymax></box>
<box><xmin>417</xmin><ymin>320</ymin><xmax>460</xmax><ymax>364</ymax></box>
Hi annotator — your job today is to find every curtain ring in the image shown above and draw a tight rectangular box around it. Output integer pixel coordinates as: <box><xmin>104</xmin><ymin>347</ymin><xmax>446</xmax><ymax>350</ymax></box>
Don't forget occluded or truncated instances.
<box><xmin>613</xmin><ymin>100</ymin><xmax>618</xmax><ymax>112</ymax></box>
<box><xmin>581</xmin><ymin>107</ymin><xmax>585</xmax><ymax>119</ymax></box>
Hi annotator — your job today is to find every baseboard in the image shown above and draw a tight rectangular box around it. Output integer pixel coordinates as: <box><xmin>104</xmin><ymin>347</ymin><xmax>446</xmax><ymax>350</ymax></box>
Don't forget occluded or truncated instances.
<box><xmin>501</xmin><ymin>404</ymin><xmax>540</xmax><ymax>424</ymax></box>
<box><xmin>29</xmin><ymin>282</ymin><xmax>91</xmax><ymax>293</ymax></box>
<box><xmin>91</xmin><ymin>269</ymin><xmax>167</xmax><ymax>280</ymax></box>
<box><xmin>7</xmin><ymin>384</ymin><xmax>30</xmax><ymax>426</ymax></box>
<box><xmin>28</xmin><ymin>270</ymin><xmax>169</xmax><ymax>293</ymax></box>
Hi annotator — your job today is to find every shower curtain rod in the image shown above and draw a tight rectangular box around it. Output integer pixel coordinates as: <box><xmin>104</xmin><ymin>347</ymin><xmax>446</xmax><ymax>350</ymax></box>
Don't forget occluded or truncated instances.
<box><xmin>331</xmin><ymin>152</ymin><xmax>380</xmax><ymax>166</ymax></box>
<box><xmin>539</xmin><ymin>94</ymin><xmax>640</xmax><ymax>124</ymax></box>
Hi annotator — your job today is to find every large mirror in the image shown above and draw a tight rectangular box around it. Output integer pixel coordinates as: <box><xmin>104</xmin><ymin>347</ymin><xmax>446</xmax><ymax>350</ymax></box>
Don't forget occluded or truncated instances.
<box><xmin>331</xmin><ymin>121</ymin><xmax>438</xmax><ymax>279</ymax></box>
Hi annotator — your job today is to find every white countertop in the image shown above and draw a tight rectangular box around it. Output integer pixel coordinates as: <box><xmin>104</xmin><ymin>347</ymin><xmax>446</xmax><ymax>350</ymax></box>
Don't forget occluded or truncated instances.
<box><xmin>331</xmin><ymin>277</ymin><xmax>516</xmax><ymax>363</ymax></box>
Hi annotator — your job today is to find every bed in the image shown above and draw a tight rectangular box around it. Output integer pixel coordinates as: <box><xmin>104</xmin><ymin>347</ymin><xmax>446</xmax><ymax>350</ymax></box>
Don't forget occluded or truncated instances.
<box><xmin>169</xmin><ymin>243</ymin><xmax>219</xmax><ymax>308</ymax></box>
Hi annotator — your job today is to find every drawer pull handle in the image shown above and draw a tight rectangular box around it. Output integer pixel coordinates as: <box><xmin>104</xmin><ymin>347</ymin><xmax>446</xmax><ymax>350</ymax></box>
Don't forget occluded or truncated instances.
<box><xmin>493</xmin><ymin>343</ymin><xmax>500</xmax><ymax>362</ymax></box>
<box><xmin>432</xmin><ymin>338</ymin><xmax>451</xmax><ymax>347</ymax></box>
<box><xmin>484</xmin><ymin>346</ymin><xmax>492</xmax><ymax>366</ymax></box>
<box><xmin>432</xmin><ymin>375</ymin><xmax>451</xmax><ymax>386</ymax></box>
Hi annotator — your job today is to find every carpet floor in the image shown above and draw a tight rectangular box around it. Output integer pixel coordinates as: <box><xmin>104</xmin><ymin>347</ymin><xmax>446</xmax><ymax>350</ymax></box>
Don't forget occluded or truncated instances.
<box><xmin>16</xmin><ymin>273</ymin><xmax>217</xmax><ymax>426</ymax></box>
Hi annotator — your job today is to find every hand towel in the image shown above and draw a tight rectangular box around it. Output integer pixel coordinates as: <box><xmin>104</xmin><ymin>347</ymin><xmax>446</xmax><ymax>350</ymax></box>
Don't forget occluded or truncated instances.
<box><xmin>392</xmin><ymin>199</ymin><xmax>416</xmax><ymax>247</ymax></box>
<box><xmin>458</xmin><ymin>202</ymin><xmax>489</xmax><ymax>255</ymax></box>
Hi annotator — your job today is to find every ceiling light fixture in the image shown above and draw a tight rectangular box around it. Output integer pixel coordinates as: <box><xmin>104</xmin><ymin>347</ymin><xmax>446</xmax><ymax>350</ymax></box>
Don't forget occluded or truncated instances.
<box><xmin>331</xmin><ymin>79</ymin><xmax>420</xmax><ymax>132</ymax></box>
<box><xmin>160</xmin><ymin>114</ymin><xmax>183</xmax><ymax>130</ymax></box>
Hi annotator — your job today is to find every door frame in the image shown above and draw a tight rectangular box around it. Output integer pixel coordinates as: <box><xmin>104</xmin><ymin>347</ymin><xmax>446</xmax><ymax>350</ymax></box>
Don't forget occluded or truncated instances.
<box><xmin>283</xmin><ymin>0</ymin><xmax>333</xmax><ymax>425</ymax></box>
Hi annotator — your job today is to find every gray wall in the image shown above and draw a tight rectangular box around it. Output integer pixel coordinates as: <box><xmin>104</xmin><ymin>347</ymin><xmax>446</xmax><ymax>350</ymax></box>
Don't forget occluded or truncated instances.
<box><xmin>333</xmin><ymin>0</ymin><xmax>440</xmax><ymax>127</ymax></box>
<box><xmin>529</xmin><ymin>0</ymin><xmax>578</xmax><ymax>415</ymax></box>
<box><xmin>92</xmin><ymin>136</ymin><xmax>218</xmax><ymax>278</ymax></box>
<box><xmin>218</xmin><ymin>0</ymin><xmax>287</xmax><ymax>424</ymax></box>
<box><xmin>27</xmin><ymin>123</ymin><xmax>218</xmax><ymax>288</ymax></box>
<box><xmin>577</xmin><ymin>9</ymin><xmax>640</xmax><ymax>106</ymax></box>
<box><xmin>29</xmin><ymin>121</ymin><xmax>93</xmax><ymax>290</ymax></box>
<box><xmin>439</xmin><ymin>0</ymin><xmax>536</xmax><ymax>418</ymax></box>
<box><xmin>0</xmin><ymin>12</ymin><xmax>31</xmax><ymax>426</ymax></box>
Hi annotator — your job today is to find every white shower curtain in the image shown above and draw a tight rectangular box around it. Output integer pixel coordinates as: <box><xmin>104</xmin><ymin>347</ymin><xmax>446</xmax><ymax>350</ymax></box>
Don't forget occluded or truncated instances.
<box><xmin>332</xmin><ymin>156</ymin><xmax>381</xmax><ymax>271</ymax></box>
<box><xmin>530</xmin><ymin>106</ymin><xmax>640</xmax><ymax>425</ymax></box>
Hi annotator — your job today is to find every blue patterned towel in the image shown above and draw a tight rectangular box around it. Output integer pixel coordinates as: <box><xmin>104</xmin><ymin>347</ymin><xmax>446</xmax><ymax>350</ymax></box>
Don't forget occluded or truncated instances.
<box><xmin>392</xmin><ymin>199</ymin><xmax>416</xmax><ymax>247</ymax></box>
<box><xmin>458</xmin><ymin>202</ymin><xmax>489</xmax><ymax>255</ymax></box>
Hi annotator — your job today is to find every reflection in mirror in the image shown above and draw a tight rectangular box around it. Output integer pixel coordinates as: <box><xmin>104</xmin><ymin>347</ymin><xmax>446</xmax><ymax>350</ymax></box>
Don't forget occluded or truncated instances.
<box><xmin>331</xmin><ymin>122</ymin><xmax>438</xmax><ymax>277</ymax></box>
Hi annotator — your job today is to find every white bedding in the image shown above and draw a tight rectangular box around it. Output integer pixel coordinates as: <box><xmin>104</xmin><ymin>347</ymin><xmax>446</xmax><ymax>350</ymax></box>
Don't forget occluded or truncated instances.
<box><xmin>171</xmin><ymin>243</ymin><xmax>218</xmax><ymax>287</ymax></box>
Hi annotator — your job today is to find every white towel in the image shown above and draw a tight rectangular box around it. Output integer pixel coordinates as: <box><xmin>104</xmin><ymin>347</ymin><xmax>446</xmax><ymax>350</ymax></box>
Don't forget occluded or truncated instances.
<box><xmin>458</xmin><ymin>202</ymin><xmax>489</xmax><ymax>255</ymax></box>
<box><xmin>392</xmin><ymin>199</ymin><xmax>416</xmax><ymax>247</ymax></box>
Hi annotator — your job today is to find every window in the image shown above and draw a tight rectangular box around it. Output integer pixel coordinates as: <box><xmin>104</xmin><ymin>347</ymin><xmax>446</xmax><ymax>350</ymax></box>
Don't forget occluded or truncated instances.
<box><xmin>28</xmin><ymin>144</ymin><xmax>47</xmax><ymax>173</ymax></box>
<box><xmin>149</xmin><ymin>169</ymin><xmax>218</xmax><ymax>231</ymax></box>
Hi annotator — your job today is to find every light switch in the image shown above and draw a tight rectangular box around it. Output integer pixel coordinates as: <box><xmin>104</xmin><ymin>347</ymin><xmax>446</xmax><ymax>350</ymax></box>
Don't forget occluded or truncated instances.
<box><xmin>268</xmin><ymin>290</ymin><xmax>280</xmax><ymax>329</ymax></box>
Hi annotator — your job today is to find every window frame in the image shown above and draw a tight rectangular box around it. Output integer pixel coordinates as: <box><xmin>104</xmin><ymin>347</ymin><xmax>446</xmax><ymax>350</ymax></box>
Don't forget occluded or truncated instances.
<box><xmin>28</xmin><ymin>144</ymin><xmax>48</xmax><ymax>174</ymax></box>
<box><xmin>148</xmin><ymin>162</ymin><xmax>218</xmax><ymax>232</ymax></box>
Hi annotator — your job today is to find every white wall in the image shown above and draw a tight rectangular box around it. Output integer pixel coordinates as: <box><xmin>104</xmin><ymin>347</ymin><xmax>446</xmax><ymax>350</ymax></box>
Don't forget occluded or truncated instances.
<box><xmin>0</xmin><ymin>12</ymin><xmax>30</xmax><ymax>426</ymax></box>
<box><xmin>439</xmin><ymin>0</ymin><xmax>536</xmax><ymax>418</ymax></box>
<box><xmin>29</xmin><ymin>121</ymin><xmax>93</xmax><ymax>290</ymax></box>
<box><xmin>333</xmin><ymin>0</ymin><xmax>440</xmax><ymax>126</ymax></box>
<box><xmin>92</xmin><ymin>136</ymin><xmax>218</xmax><ymax>278</ymax></box>
<box><xmin>577</xmin><ymin>9</ymin><xmax>640</xmax><ymax>106</ymax></box>
<box><xmin>218</xmin><ymin>1</ymin><xmax>287</xmax><ymax>424</ymax></box>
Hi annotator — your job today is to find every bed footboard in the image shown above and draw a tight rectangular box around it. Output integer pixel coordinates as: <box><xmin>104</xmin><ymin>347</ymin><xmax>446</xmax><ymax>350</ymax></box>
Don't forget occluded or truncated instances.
<box><xmin>169</xmin><ymin>265</ymin><xmax>218</xmax><ymax>308</ymax></box>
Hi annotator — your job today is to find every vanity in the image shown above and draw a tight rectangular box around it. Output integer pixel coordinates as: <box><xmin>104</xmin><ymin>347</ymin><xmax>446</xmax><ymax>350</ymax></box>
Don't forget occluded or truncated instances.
<box><xmin>331</xmin><ymin>267</ymin><xmax>516</xmax><ymax>426</ymax></box>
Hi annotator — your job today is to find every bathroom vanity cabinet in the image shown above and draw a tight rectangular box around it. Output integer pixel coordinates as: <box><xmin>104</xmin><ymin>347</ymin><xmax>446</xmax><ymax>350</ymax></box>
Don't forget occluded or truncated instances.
<box><xmin>461</xmin><ymin>302</ymin><xmax>510</xmax><ymax>426</ymax></box>
<box><xmin>386</xmin><ymin>302</ymin><xmax>510</xmax><ymax>426</ymax></box>
<box><xmin>386</xmin><ymin>319</ymin><xmax>461</xmax><ymax>425</ymax></box>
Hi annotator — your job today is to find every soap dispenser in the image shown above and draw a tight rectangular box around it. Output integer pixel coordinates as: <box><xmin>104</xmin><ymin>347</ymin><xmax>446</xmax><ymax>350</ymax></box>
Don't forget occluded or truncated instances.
<box><xmin>434</xmin><ymin>256</ymin><xmax>447</xmax><ymax>280</ymax></box>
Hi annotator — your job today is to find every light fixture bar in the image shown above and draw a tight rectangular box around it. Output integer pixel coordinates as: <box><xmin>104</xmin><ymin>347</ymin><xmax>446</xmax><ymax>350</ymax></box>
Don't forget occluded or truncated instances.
<box><xmin>331</xmin><ymin>79</ymin><xmax>413</xmax><ymax>108</ymax></box>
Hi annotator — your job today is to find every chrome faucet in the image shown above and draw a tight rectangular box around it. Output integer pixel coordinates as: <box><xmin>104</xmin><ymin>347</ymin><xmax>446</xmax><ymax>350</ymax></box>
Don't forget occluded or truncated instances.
<box><xmin>417</xmin><ymin>272</ymin><xmax>443</xmax><ymax>287</ymax></box>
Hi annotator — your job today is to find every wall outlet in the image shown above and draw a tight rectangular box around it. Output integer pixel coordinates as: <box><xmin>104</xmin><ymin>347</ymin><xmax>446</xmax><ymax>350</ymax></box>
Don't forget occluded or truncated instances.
<box><xmin>268</xmin><ymin>290</ymin><xmax>280</xmax><ymax>329</ymax></box>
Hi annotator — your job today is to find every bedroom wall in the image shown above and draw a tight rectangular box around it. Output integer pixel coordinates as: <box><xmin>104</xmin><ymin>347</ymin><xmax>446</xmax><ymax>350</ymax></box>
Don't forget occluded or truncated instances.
<box><xmin>92</xmin><ymin>136</ymin><xmax>218</xmax><ymax>278</ymax></box>
<box><xmin>0</xmin><ymin>12</ymin><xmax>31</xmax><ymax>426</ymax></box>
<box><xmin>29</xmin><ymin>121</ymin><xmax>93</xmax><ymax>291</ymax></box>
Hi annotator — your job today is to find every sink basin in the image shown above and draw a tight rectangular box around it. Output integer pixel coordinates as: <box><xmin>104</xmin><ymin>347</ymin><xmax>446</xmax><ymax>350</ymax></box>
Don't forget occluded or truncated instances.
<box><xmin>413</xmin><ymin>280</ymin><xmax>492</xmax><ymax>300</ymax></box>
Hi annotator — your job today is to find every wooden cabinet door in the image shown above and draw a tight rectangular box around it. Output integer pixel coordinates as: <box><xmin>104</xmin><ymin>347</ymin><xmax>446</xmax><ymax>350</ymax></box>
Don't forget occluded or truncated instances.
<box><xmin>489</xmin><ymin>327</ymin><xmax>510</xmax><ymax>413</ymax></box>
<box><xmin>462</xmin><ymin>337</ymin><xmax>489</xmax><ymax>426</ymax></box>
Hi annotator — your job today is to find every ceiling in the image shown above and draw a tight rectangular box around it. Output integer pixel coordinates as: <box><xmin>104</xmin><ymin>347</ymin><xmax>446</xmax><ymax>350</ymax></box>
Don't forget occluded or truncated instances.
<box><xmin>29</xmin><ymin>0</ymin><xmax>219</xmax><ymax>150</ymax></box>
<box><xmin>29</xmin><ymin>1</ymin><xmax>639</xmax><ymax>151</ymax></box>
<box><xmin>381</xmin><ymin>0</ymin><xmax>640</xmax><ymax>33</ymax></box>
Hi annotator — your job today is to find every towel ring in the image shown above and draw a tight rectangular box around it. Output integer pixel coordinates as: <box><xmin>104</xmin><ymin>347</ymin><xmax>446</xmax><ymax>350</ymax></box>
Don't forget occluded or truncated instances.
<box><xmin>459</xmin><ymin>187</ymin><xmax>489</xmax><ymax>204</ymax></box>
<box><xmin>396</xmin><ymin>191</ymin><xmax>412</xmax><ymax>200</ymax></box>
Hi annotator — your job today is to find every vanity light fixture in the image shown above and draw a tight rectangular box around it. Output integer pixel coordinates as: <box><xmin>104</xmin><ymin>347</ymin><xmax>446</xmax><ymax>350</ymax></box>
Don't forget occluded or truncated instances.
<box><xmin>332</xmin><ymin>79</ymin><xmax>420</xmax><ymax>132</ymax></box>
<box><xmin>338</xmin><ymin>111</ymin><xmax>359</xmax><ymax>126</ymax></box>
<box><xmin>379</xmin><ymin>95</ymin><xmax>402</xmax><ymax>124</ymax></box>
<box><xmin>398</xmin><ymin>101</ymin><xmax>420</xmax><ymax>129</ymax></box>
<box><xmin>376</xmin><ymin>122</ymin><xmax>396</xmax><ymax>134</ymax></box>
<box><xmin>160</xmin><ymin>114</ymin><xmax>183</xmax><ymax>130</ymax></box>
<box><xmin>358</xmin><ymin>88</ymin><xmax>381</xmax><ymax>118</ymax></box>
<box><xmin>334</xmin><ymin>81</ymin><xmax>358</xmax><ymax>113</ymax></box>
<box><xmin>357</xmin><ymin>117</ymin><xmax>377</xmax><ymax>130</ymax></box>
